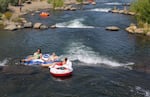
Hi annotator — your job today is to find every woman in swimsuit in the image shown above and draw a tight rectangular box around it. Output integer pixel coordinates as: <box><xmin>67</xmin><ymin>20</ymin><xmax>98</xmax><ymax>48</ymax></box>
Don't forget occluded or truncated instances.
<box><xmin>21</xmin><ymin>48</ymin><xmax>42</xmax><ymax>62</ymax></box>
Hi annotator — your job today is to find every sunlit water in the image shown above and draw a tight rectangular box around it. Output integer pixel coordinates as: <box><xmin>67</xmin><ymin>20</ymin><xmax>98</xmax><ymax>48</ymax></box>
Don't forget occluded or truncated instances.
<box><xmin>0</xmin><ymin>0</ymin><xmax>150</xmax><ymax>97</ymax></box>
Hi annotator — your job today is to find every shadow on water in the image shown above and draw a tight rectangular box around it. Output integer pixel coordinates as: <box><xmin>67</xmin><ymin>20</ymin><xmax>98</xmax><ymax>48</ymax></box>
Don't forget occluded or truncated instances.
<box><xmin>51</xmin><ymin>75</ymin><xmax>73</xmax><ymax>81</ymax></box>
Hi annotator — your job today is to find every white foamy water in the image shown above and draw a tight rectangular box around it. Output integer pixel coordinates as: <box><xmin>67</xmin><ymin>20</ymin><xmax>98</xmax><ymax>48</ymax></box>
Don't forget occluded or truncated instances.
<box><xmin>61</xmin><ymin>42</ymin><xmax>134</xmax><ymax>67</ymax></box>
<box><xmin>0</xmin><ymin>59</ymin><xmax>8</xmax><ymax>66</ymax></box>
<box><xmin>135</xmin><ymin>86</ymin><xmax>150</xmax><ymax>97</ymax></box>
<box><xmin>55</xmin><ymin>18</ymin><xmax>94</xmax><ymax>28</ymax></box>
<box><xmin>105</xmin><ymin>2</ymin><xmax>122</xmax><ymax>5</ymax></box>
<box><xmin>88</xmin><ymin>8</ymin><xmax>111</xmax><ymax>12</ymax></box>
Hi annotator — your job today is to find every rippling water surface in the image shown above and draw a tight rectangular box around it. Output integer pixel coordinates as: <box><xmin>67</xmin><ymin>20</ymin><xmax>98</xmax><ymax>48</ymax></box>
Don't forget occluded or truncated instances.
<box><xmin>0</xmin><ymin>0</ymin><xmax>150</xmax><ymax>97</ymax></box>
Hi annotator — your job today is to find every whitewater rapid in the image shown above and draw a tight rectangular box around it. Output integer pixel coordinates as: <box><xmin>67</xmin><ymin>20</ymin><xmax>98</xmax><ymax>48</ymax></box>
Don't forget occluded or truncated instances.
<box><xmin>60</xmin><ymin>41</ymin><xmax>134</xmax><ymax>67</ymax></box>
<box><xmin>55</xmin><ymin>18</ymin><xmax>94</xmax><ymax>28</ymax></box>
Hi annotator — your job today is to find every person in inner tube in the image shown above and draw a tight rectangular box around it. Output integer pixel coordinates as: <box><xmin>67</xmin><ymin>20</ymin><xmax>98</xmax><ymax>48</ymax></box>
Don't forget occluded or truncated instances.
<box><xmin>43</xmin><ymin>52</ymin><xmax>59</xmax><ymax>62</ymax></box>
<box><xmin>21</xmin><ymin>48</ymin><xmax>42</xmax><ymax>62</ymax></box>
<box><xmin>50</xmin><ymin>58</ymin><xmax>67</xmax><ymax>67</ymax></box>
<box><xmin>56</xmin><ymin>58</ymin><xmax>67</xmax><ymax>66</ymax></box>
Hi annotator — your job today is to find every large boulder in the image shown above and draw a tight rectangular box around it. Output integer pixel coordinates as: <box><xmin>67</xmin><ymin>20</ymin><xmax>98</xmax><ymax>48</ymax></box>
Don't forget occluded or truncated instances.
<box><xmin>50</xmin><ymin>25</ymin><xmax>56</xmax><ymax>29</ymax></box>
<box><xmin>134</xmin><ymin>28</ymin><xmax>144</xmax><ymax>34</ymax></box>
<box><xmin>33</xmin><ymin>23</ymin><xmax>42</xmax><ymax>29</ymax></box>
<box><xmin>91</xmin><ymin>2</ymin><xmax>96</xmax><ymax>5</ymax></box>
<box><xmin>110</xmin><ymin>9</ymin><xmax>119</xmax><ymax>13</ymax></box>
<box><xmin>125</xmin><ymin>23</ymin><xmax>137</xmax><ymax>33</ymax></box>
<box><xmin>106</xmin><ymin>26</ymin><xmax>120</xmax><ymax>31</ymax></box>
<box><xmin>70</xmin><ymin>7</ymin><xmax>77</xmax><ymax>11</ymax></box>
<box><xmin>4</xmin><ymin>24</ymin><xmax>17</xmax><ymax>31</ymax></box>
<box><xmin>83</xmin><ymin>1</ymin><xmax>90</xmax><ymax>5</ymax></box>
<box><xmin>146</xmin><ymin>32</ymin><xmax>150</xmax><ymax>36</ymax></box>
<box><xmin>20</xmin><ymin>18</ymin><xmax>27</xmax><ymax>23</ymax></box>
<box><xmin>128</xmin><ymin>11</ymin><xmax>136</xmax><ymax>15</ymax></box>
<box><xmin>24</xmin><ymin>22</ymin><xmax>33</xmax><ymax>28</ymax></box>
<box><xmin>40</xmin><ymin>24</ymin><xmax>48</xmax><ymax>29</ymax></box>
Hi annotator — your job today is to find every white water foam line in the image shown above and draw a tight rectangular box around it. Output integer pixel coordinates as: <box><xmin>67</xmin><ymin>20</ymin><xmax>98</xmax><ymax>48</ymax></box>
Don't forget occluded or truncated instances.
<box><xmin>134</xmin><ymin>86</ymin><xmax>150</xmax><ymax>97</ymax></box>
<box><xmin>61</xmin><ymin>42</ymin><xmax>134</xmax><ymax>67</ymax></box>
<box><xmin>55</xmin><ymin>18</ymin><xmax>94</xmax><ymax>28</ymax></box>
<box><xmin>105</xmin><ymin>2</ymin><xmax>123</xmax><ymax>6</ymax></box>
<box><xmin>88</xmin><ymin>8</ymin><xmax>112</xmax><ymax>12</ymax></box>
<box><xmin>0</xmin><ymin>59</ymin><xmax>8</xmax><ymax>66</ymax></box>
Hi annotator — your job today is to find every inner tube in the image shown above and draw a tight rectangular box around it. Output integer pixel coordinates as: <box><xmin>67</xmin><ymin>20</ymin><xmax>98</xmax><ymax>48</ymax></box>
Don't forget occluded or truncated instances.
<box><xmin>42</xmin><ymin>54</ymin><xmax>50</xmax><ymax>61</ymax></box>
<box><xmin>40</xmin><ymin>12</ymin><xmax>49</xmax><ymax>17</ymax></box>
<box><xmin>49</xmin><ymin>60</ymin><xmax>73</xmax><ymax>77</ymax></box>
<box><xmin>24</xmin><ymin>59</ymin><xmax>44</xmax><ymax>65</ymax></box>
<box><xmin>23</xmin><ymin>54</ymin><xmax>59</xmax><ymax>66</ymax></box>
<box><xmin>50</xmin><ymin>67</ymin><xmax>73</xmax><ymax>77</ymax></box>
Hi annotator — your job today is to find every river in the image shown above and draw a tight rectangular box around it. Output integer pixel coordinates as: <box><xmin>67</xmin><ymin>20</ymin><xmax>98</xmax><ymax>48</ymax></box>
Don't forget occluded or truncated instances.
<box><xmin>0</xmin><ymin>0</ymin><xmax>150</xmax><ymax>97</ymax></box>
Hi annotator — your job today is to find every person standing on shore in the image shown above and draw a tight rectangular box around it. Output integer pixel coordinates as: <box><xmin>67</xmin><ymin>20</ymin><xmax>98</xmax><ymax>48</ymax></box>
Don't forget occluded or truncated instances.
<box><xmin>19</xmin><ymin>5</ymin><xmax>22</xmax><ymax>12</ymax></box>
<box><xmin>18</xmin><ymin>0</ymin><xmax>22</xmax><ymax>12</ymax></box>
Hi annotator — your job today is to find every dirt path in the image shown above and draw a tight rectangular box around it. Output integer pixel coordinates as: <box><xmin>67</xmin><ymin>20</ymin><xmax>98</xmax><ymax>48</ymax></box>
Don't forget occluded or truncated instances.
<box><xmin>8</xmin><ymin>0</ymin><xmax>52</xmax><ymax>19</ymax></box>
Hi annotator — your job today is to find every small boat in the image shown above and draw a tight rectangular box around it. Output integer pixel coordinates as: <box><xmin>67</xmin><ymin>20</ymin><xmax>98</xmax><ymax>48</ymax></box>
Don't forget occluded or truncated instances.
<box><xmin>40</xmin><ymin>12</ymin><xmax>49</xmax><ymax>17</ymax></box>
<box><xmin>49</xmin><ymin>60</ymin><xmax>73</xmax><ymax>77</ymax></box>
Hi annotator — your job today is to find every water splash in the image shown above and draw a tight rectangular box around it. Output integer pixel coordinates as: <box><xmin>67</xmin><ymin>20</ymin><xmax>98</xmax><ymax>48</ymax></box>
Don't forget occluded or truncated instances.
<box><xmin>61</xmin><ymin>42</ymin><xmax>134</xmax><ymax>67</ymax></box>
<box><xmin>135</xmin><ymin>86</ymin><xmax>150</xmax><ymax>97</ymax></box>
<box><xmin>55</xmin><ymin>18</ymin><xmax>94</xmax><ymax>28</ymax></box>
<box><xmin>0</xmin><ymin>59</ymin><xmax>8</xmax><ymax>66</ymax></box>
<box><xmin>88</xmin><ymin>8</ymin><xmax>111</xmax><ymax>12</ymax></box>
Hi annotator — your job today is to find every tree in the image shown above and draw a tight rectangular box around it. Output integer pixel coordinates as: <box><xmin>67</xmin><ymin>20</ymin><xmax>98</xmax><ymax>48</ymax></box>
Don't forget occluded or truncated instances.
<box><xmin>130</xmin><ymin>0</ymin><xmax>150</xmax><ymax>24</ymax></box>
<box><xmin>0</xmin><ymin>0</ymin><xmax>9</xmax><ymax>12</ymax></box>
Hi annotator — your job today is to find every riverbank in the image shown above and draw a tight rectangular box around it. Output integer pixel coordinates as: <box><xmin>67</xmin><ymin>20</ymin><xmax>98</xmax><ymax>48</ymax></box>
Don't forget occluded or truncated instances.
<box><xmin>8</xmin><ymin>0</ymin><xmax>52</xmax><ymax>19</ymax></box>
<box><xmin>2</xmin><ymin>0</ymin><xmax>150</xmax><ymax>37</ymax></box>
<box><xmin>2</xmin><ymin>0</ymin><xmax>96</xmax><ymax>31</ymax></box>
<box><xmin>2</xmin><ymin>0</ymin><xmax>74</xmax><ymax>30</ymax></box>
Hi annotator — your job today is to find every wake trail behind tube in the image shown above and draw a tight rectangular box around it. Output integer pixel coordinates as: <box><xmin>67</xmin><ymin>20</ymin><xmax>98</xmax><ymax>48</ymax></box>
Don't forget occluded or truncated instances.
<box><xmin>60</xmin><ymin>42</ymin><xmax>134</xmax><ymax>67</ymax></box>
<box><xmin>134</xmin><ymin>86</ymin><xmax>150</xmax><ymax>97</ymax></box>
<box><xmin>55</xmin><ymin>18</ymin><xmax>94</xmax><ymax>28</ymax></box>
<box><xmin>0</xmin><ymin>59</ymin><xmax>8</xmax><ymax>66</ymax></box>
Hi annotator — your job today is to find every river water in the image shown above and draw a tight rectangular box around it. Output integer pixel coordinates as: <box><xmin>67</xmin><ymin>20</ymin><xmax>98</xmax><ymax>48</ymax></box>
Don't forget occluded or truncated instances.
<box><xmin>0</xmin><ymin>0</ymin><xmax>150</xmax><ymax>97</ymax></box>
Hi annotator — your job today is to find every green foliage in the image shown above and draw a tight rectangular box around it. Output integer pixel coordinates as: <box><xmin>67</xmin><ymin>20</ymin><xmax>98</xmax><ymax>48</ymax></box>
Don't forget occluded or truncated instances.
<box><xmin>9</xmin><ymin>0</ymin><xmax>19</xmax><ymax>6</ymax></box>
<box><xmin>12</xmin><ymin>17</ymin><xmax>22</xmax><ymax>23</ymax></box>
<box><xmin>0</xmin><ymin>13</ymin><xmax>2</xmax><ymax>20</ymax></box>
<box><xmin>0</xmin><ymin>23</ymin><xmax>4</xmax><ymax>29</ymax></box>
<box><xmin>47</xmin><ymin>0</ymin><xmax>64</xmax><ymax>9</ymax></box>
<box><xmin>76</xmin><ymin>0</ymin><xmax>83</xmax><ymax>3</ymax></box>
<box><xmin>0</xmin><ymin>0</ymin><xmax>10</xmax><ymax>12</ymax></box>
<box><xmin>130</xmin><ymin>0</ymin><xmax>150</xmax><ymax>24</ymax></box>
<box><xmin>4</xmin><ymin>11</ymin><xmax>12</xmax><ymax>20</ymax></box>
<box><xmin>0</xmin><ymin>0</ymin><xmax>27</xmax><ymax>12</ymax></box>
<box><xmin>9</xmin><ymin>0</ymin><xmax>27</xmax><ymax>6</ymax></box>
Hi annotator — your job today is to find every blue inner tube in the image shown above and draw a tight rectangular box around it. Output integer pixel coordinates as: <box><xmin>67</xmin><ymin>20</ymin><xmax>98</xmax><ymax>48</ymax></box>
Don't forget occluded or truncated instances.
<box><xmin>24</xmin><ymin>54</ymin><xmax>61</xmax><ymax>65</ymax></box>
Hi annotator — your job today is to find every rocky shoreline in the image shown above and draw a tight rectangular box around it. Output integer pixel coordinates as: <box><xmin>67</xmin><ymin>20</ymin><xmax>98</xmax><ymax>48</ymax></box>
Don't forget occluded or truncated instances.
<box><xmin>0</xmin><ymin>0</ymin><xmax>150</xmax><ymax>36</ymax></box>
<box><xmin>1</xmin><ymin>0</ymin><xmax>97</xmax><ymax>31</ymax></box>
